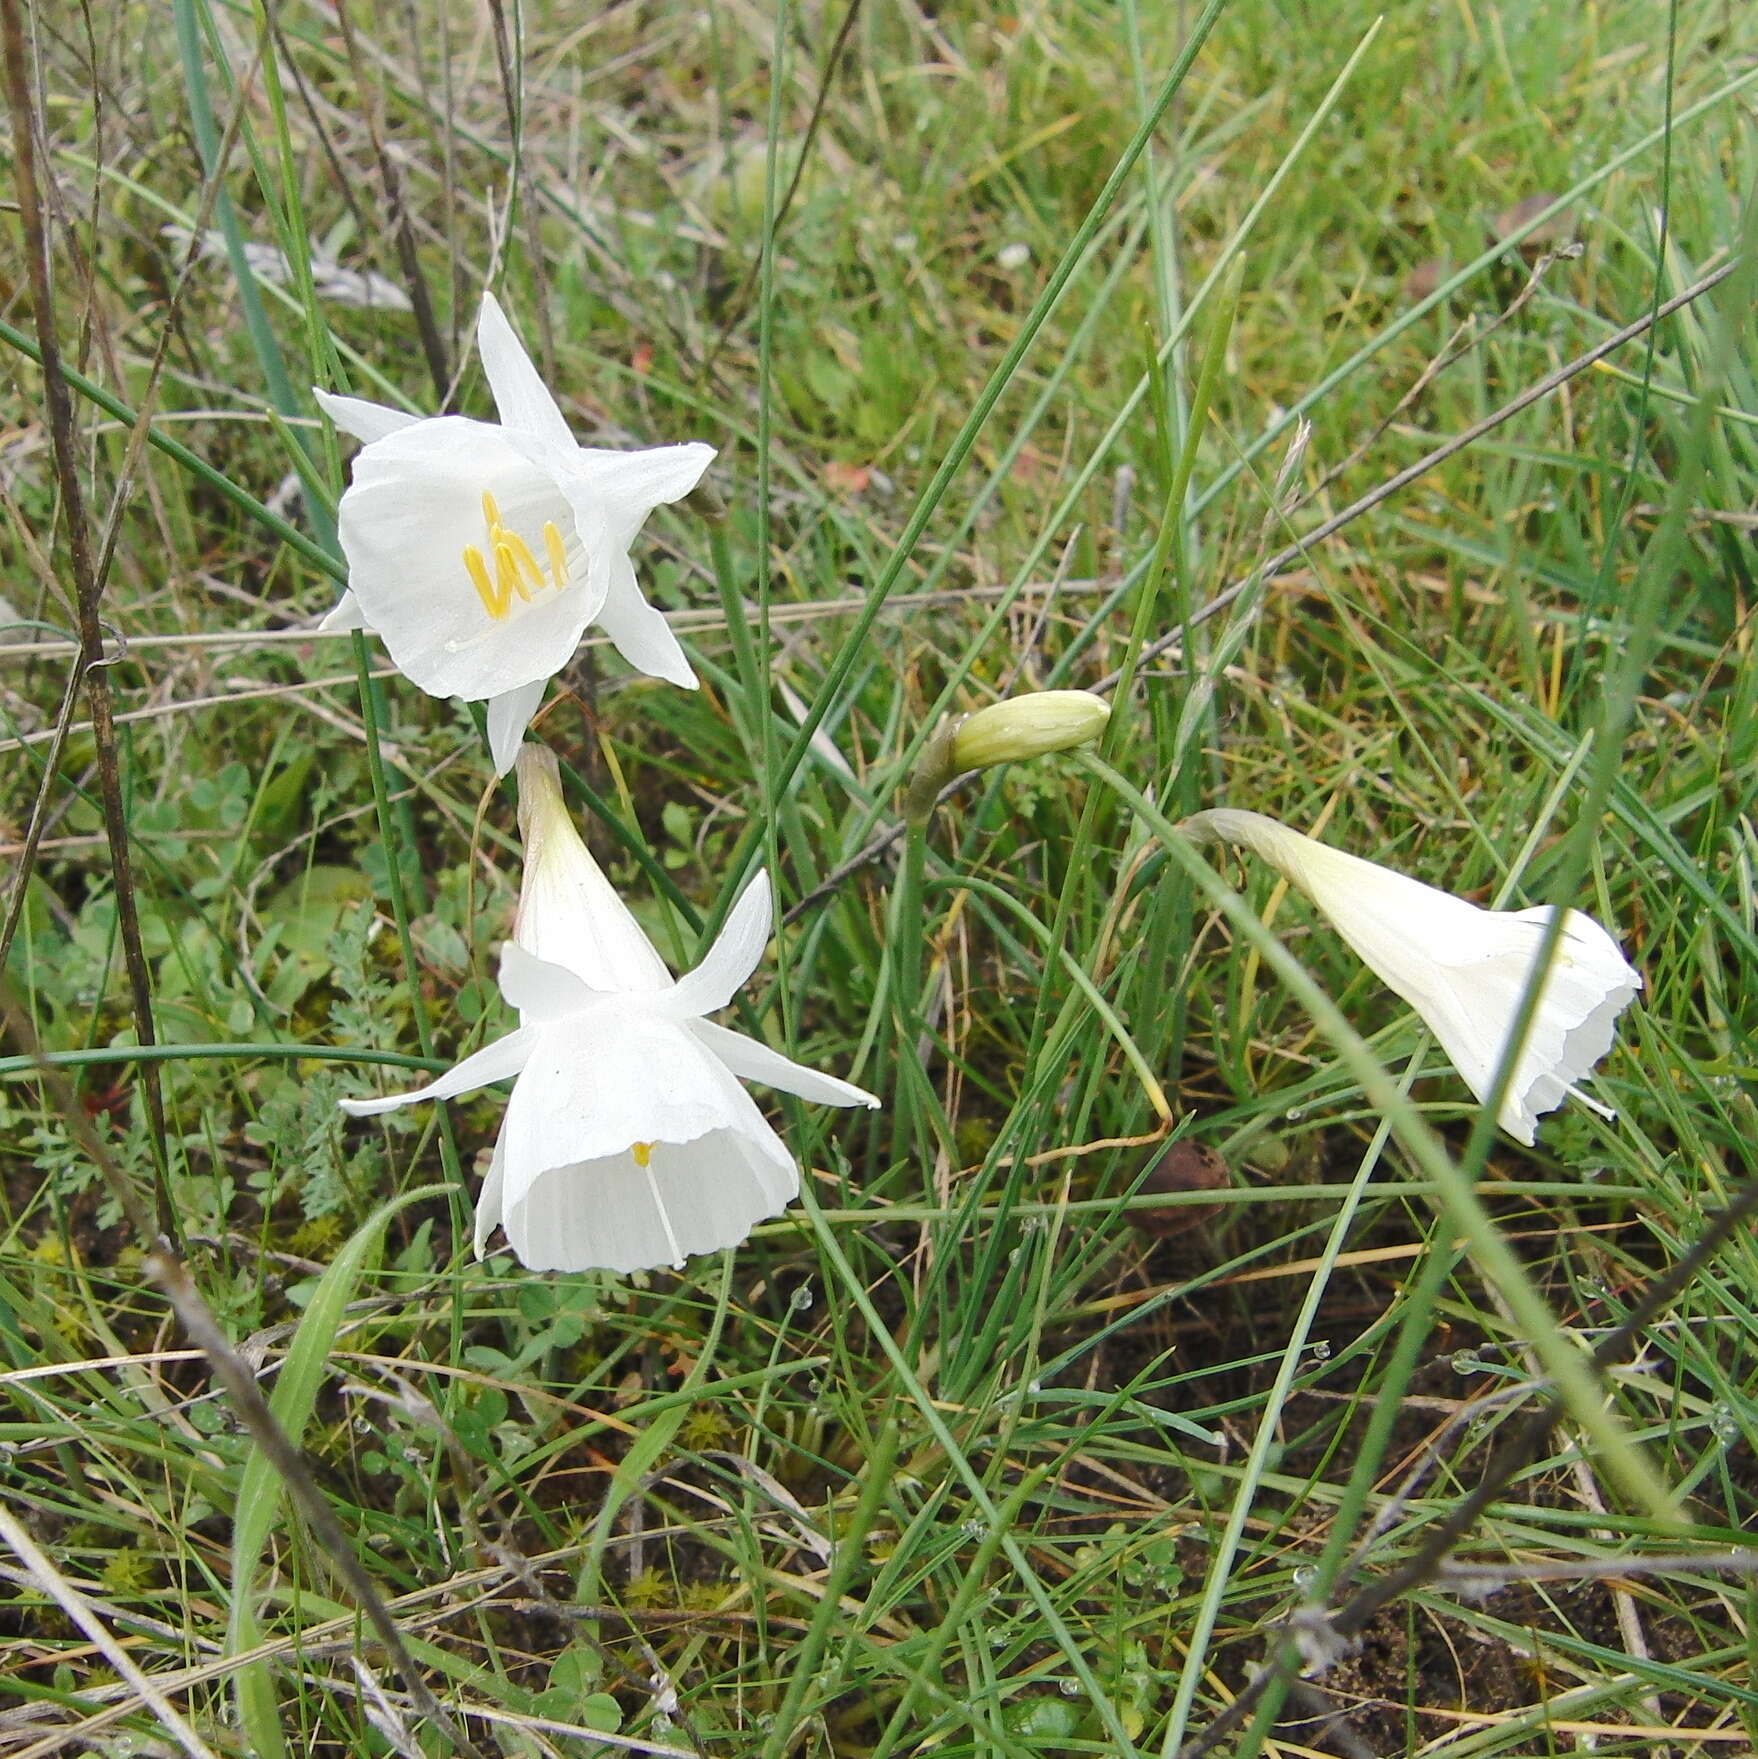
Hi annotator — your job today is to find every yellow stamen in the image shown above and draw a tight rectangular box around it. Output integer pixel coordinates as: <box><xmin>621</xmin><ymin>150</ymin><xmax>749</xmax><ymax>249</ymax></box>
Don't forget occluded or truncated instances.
<box><xmin>542</xmin><ymin>521</ymin><xmax>570</xmax><ymax>589</ymax></box>
<box><xmin>462</xmin><ymin>493</ymin><xmax>569</xmax><ymax>620</ymax></box>
<box><xmin>494</xmin><ymin>539</ymin><xmax>531</xmax><ymax>603</ymax></box>
<box><xmin>631</xmin><ymin>1142</ymin><xmax>654</xmax><ymax>1168</ymax></box>
<box><xmin>462</xmin><ymin>544</ymin><xmax>512</xmax><ymax>619</ymax></box>
<box><xmin>502</xmin><ymin>526</ymin><xmax>546</xmax><ymax>592</ymax></box>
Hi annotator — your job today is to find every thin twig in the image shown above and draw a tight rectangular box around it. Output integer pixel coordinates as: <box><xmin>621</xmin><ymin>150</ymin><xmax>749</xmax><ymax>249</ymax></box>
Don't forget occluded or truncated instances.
<box><xmin>702</xmin><ymin>0</ymin><xmax>867</xmax><ymax>374</ymax></box>
<box><xmin>331</xmin><ymin>0</ymin><xmax>451</xmax><ymax>402</ymax></box>
<box><xmin>0</xmin><ymin>975</ymin><xmax>487</xmax><ymax>1759</ymax></box>
<box><xmin>1175</xmin><ymin>1171</ymin><xmax>1758</xmax><ymax>1759</ymax></box>
<box><xmin>0</xmin><ymin>0</ymin><xmax>179</xmax><ymax>1240</ymax></box>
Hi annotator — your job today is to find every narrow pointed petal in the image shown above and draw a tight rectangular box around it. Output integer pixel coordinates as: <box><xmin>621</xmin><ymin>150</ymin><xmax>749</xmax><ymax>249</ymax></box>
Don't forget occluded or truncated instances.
<box><xmin>339</xmin><ymin>1026</ymin><xmax>536</xmax><ymax>1116</ymax></box>
<box><xmin>658</xmin><ymin>871</ymin><xmax>772</xmax><ymax>1020</ymax></box>
<box><xmin>514</xmin><ymin>745</ymin><xmax>673</xmax><ymax>992</ymax></box>
<box><xmin>567</xmin><ymin>442</ymin><xmax>716</xmax><ymax>548</ymax></box>
<box><xmin>691</xmin><ymin>1020</ymin><xmax>880</xmax><ymax>1108</ymax></box>
<box><xmin>591</xmin><ymin>551</ymin><xmax>698</xmax><ymax>688</ymax></box>
<box><xmin>317</xmin><ymin>589</ymin><xmax>369</xmax><ymax>633</ymax></box>
<box><xmin>473</xmin><ymin>1132</ymin><xmax>508</xmax><ymax>1259</ymax></box>
<box><xmin>314</xmin><ymin>387</ymin><xmax>422</xmax><ymax>444</ymax></box>
<box><xmin>486</xmin><ymin>677</ymin><xmax>548</xmax><ymax>776</ymax></box>
<box><xmin>476</xmin><ymin>292</ymin><xmax>575</xmax><ymax>451</ymax></box>
<box><xmin>496</xmin><ymin>942</ymin><xmax>600</xmax><ymax>1021</ymax></box>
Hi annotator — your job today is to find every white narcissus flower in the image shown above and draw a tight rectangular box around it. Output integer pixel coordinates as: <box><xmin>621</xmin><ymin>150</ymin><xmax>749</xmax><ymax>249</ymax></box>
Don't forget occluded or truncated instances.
<box><xmin>1183</xmin><ymin>808</ymin><xmax>1642</xmax><ymax>1144</ymax></box>
<box><xmin>315</xmin><ymin>293</ymin><xmax>714</xmax><ymax>774</ymax></box>
<box><xmin>341</xmin><ymin>747</ymin><xmax>878</xmax><ymax>1273</ymax></box>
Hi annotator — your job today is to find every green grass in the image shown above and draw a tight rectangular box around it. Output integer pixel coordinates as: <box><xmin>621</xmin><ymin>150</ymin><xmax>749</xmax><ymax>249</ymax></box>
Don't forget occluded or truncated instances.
<box><xmin>3</xmin><ymin>0</ymin><xmax>1758</xmax><ymax>1754</ymax></box>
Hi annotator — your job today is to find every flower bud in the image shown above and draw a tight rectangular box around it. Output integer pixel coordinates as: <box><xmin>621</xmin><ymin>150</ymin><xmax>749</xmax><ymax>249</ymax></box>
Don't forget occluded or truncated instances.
<box><xmin>950</xmin><ymin>691</ymin><xmax>1111</xmax><ymax>772</ymax></box>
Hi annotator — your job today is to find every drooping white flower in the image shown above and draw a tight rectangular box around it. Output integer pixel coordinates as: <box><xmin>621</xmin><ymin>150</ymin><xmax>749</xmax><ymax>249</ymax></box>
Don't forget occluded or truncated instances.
<box><xmin>315</xmin><ymin>293</ymin><xmax>714</xmax><ymax>773</ymax></box>
<box><xmin>341</xmin><ymin>747</ymin><xmax>878</xmax><ymax>1272</ymax></box>
<box><xmin>1183</xmin><ymin>807</ymin><xmax>1642</xmax><ymax>1144</ymax></box>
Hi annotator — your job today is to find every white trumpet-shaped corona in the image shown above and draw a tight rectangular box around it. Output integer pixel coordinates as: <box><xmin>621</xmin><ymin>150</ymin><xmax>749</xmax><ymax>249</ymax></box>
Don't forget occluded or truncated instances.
<box><xmin>316</xmin><ymin>293</ymin><xmax>714</xmax><ymax>773</ymax></box>
<box><xmin>1183</xmin><ymin>808</ymin><xmax>1642</xmax><ymax>1144</ymax></box>
<box><xmin>340</xmin><ymin>747</ymin><xmax>878</xmax><ymax>1272</ymax></box>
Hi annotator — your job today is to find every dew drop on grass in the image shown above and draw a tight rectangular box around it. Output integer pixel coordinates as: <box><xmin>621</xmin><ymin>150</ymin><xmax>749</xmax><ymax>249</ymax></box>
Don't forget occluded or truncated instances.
<box><xmin>1452</xmin><ymin>1351</ymin><xmax>1481</xmax><ymax>1374</ymax></box>
<box><xmin>1292</xmin><ymin>1564</ymin><xmax>1320</xmax><ymax>1593</ymax></box>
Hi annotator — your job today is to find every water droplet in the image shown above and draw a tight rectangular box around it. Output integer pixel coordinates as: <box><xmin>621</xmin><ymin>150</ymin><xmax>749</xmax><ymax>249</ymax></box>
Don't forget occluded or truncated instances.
<box><xmin>1452</xmin><ymin>1351</ymin><xmax>1480</xmax><ymax>1375</ymax></box>
<box><xmin>962</xmin><ymin>1518</ymin><xmax>987</xmax><ymax>1539</ymax></box>
<box><xmin>1292</xmin><ymin>1564</ymin><xmax>1320</xmax><ymax>1593</ymax></box>
<box><xmin>1309</xmin><ymin>1340</ymin><xmax>1332</xmax><ymax>1361</ymax></box>
<box><xmin>1059</xmin><ymin>1678</ymin><xmax>1084</xmax><ymax>1697</ymax></box>
<box><xmin>790</xmin><ymin>1283</ymin><xmax>814</xmax><ymax>1314</ymax></box>
<box><xmin>1711</xmin><ymin>1403</ymin><xmax>1740</xmax><ymax>1446</ymax></box>
<box><xmin>1285</xmin><ymin>1106</ymin><xmax>1304</xmax><ymax>1122</ymax></box>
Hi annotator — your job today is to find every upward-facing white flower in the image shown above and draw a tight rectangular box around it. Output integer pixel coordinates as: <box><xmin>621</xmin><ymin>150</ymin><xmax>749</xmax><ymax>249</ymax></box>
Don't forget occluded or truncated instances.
<box><xmin>316</xmin><ymin>293</ymin><xmax>714</xmax><ymax>774</ymax></box>
<box><xmin>340</xmin><ymin>747</ymin><xmax>878</xmax><ymax>1272</ymax></box>
<box><xmin>1183</xmin><ymin>808</ymin><xmax>1642</xmax><ymax>1144</ymax></box>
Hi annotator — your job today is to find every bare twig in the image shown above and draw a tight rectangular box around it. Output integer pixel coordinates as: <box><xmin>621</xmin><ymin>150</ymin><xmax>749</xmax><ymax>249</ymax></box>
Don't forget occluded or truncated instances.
<box><xmin>0</xmin><ymin>0</ymin><xmax>179</xmax><ymax>1239</ymax></box>
<box><xmin>1175</xmin><ymin>1171</ymin><xmax>1758</xmax><ymax>1759</ymax></box>
<box><xmin>703</xmin><ymin>0</ymin><xmax>867</xmax><ymax>373</ymax></box>
<box><xmin>332</xmin><ymin>0</ymin><xmax>452</xmax><ymax>402</ymax></box>
<box><xmin>0</xmin><ymin>976</ymin><xmax>486</xmax><ymax>1759</ymax></box>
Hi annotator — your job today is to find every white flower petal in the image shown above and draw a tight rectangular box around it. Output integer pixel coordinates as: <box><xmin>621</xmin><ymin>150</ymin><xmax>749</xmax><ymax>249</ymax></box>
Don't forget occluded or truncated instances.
<box><xmin>339</xmin><ymin>1026</ymin><xmax>536</xmax><ymax>1116</ymax></box>
<box><xmin>564</xmin><ymin>442</ymin><xmax>716</xmax><ymax>552</ymax></box>
<box><xmin>317</xmin><ymin>589</ymin><xmax>369</xmax><ymax>633</ymax></box>
<box><xmin>475</xmin><ymin>291</ymin><xmax>575</xmax><ymax>452</ymax></box>
<box><xmin>1186</xmin><ymin>808</ymin><xmax>1641</xmax><ymax>1143</ymax></box>
<box><xmin>486</xmin><ymin>676</ymin><xmax>549</xmax><ymax>777</ymax></box>
<box><xmin>499</xmin><ymin>1011</ymin><xmax>750</xmax><ymax>1185</ymax></box>
<box><xmin>336</xmin><ymin>415</ymin><xmax>600</xmax><ymax>700</ymax></box>
<box><xmin>473</xmin><ymin>1131</ymin><xmax>508</xmax><ymax>1259</ymax></box>
<box><xmin>500</xmin><ymin>1127</ymin><xmax>796</xmax><ymax>1273</ymax></box>
<box><xmin>497</xmin><ymin>943</ymin><xmax>600</xmax><ymax>1020</ymax></box>
<box><xmin>485</xmin><ymin>1008</ymin><xmax>798</xmax><ymax>1270</ymax></box>
<box><xmin>591</xmin><ymin>550</ymin><xmax>698</xmax><ymax>688</ymax></box>
<box><xmin>691</xmin><ymin>1019</ymin><xmax>880</xmax><ymax>1108</ymax></box>
<box><xmin>514</xmin><ymin>745</ymin><xmax>673</xmax><ymax>992</ymax></box>
<box><xmin>657</xmin><ymin>871</ymin><xmax>773</xmax><ymax>1020</ymax></box>
<box><xmin>315</xmin><ymin>387</ymin><xmax>422</xmax><ymax>444</ymax></box>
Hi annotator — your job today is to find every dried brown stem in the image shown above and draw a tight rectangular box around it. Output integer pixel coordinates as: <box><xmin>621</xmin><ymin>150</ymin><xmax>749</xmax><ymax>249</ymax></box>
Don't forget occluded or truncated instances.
<box><xmin>0</xmin><ymin>974</ymin><xmax>486</xmax><ymax>1759</ymax></box>
<box><xmin>0</xmin><ymin>0</ymin><xmax>176</xmax><ymax>1240</ymax></box>
<box><xmin>1174</xmin><ymin>1171</ymin><xmax>1758</xmax><ymax>1759</ymax></box>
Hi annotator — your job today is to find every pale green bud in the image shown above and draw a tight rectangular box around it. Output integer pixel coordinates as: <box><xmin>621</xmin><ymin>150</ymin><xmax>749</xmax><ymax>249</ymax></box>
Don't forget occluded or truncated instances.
<box><xmin>950</xmin><ymin>691</ymin><xmax>1110</xmax><ymax>772</ymax></box>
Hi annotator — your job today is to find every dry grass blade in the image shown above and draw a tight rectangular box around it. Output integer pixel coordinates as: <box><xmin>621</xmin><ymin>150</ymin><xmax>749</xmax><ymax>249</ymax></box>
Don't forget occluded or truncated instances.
<box><xmin>0</xmin><ymin>1505</ymin><xmax>222</xmax><ymax>1759</ymax></box>
<box><xmin>0</xmin><ymin>0</ymin><xmax>176</xmax><ymax>1238</ymax></box>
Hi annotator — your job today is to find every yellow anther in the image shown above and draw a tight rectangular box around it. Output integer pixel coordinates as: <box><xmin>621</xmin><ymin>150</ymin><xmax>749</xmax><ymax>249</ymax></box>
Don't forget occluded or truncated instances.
<box><xmin>464</xmin><ymin>492</ymin><xmax>567</xmax><ymax>620</ymax></box>
<box><xmin>494</xmin><ymin>539</ymin><xmax>531</xmax><ymax>603</ymax></box>
<box><xmin>631</xmin><ymin>1142</ymin><xmax>654</xmax><ymax>1169</ymax></box>
<box><xmin>542</xmin><ymin>521</ymin><xmax>570</xmax><ymax>589</ymax></box>
<box><xmin>501</xmin><ymin>526</ymin><xmax>546</xmax><ymax>593</ymax></box>
<box><xmin>463</xmin><ymin>544</ymin><xmax>512</xmax><ymax>619</ymax></box>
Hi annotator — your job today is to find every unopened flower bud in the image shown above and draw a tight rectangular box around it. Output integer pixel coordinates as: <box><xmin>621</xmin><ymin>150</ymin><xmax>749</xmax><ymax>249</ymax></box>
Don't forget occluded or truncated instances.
<box><xmin>950</xmin><ymin>691</ymin><xmax>1111</xmax><ymax>772</ymax></box>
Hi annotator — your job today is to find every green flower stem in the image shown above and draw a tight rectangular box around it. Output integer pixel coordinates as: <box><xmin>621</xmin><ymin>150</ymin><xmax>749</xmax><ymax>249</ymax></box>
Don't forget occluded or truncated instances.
<box><xmin>0</xmin><ymin>1043</ymin><xmax>446</xmax><ymax>1081</ymax></box>
<box><xmin>1074</xmin><ymin>749</ymin><xmax>1677</xmax><ymax>1524</ymax></box>
<box><xmin>350</xmin><ymin>633</ymin><xmax>468</xmax><ymax>1250</ymax></box>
